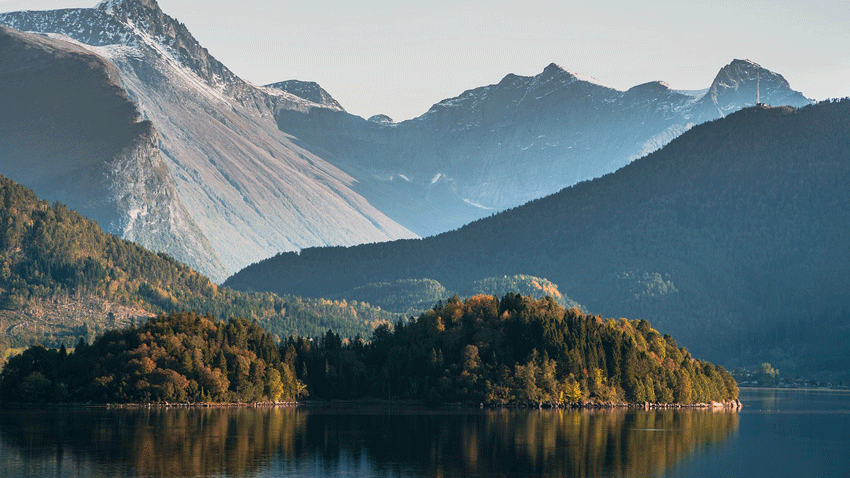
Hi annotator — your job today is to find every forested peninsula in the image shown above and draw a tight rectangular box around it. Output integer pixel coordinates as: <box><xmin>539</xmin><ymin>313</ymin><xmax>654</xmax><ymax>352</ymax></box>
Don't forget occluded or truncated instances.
<box><xmin>0</xmin><ymin>294</ymin><xmax>738</xmax><ymax>407</ymax></box>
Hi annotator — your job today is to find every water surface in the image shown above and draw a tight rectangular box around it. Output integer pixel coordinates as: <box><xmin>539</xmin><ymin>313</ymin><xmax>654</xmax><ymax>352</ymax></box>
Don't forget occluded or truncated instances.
<box><xmin>0</xmin><ymin>389</ymin><xmax>846</xmax><ymax>477</ymax></box>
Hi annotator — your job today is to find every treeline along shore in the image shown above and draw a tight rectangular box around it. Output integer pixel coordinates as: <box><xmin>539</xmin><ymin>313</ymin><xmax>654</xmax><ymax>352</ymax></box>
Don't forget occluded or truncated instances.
<box><xmin>0</xmin><ymin>294</ymin><xmax>738</xmax><ymax>407</ymax></box>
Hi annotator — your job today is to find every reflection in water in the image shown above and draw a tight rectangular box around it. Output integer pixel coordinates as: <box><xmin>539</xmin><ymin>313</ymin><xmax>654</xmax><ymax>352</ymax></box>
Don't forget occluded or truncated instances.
<box><xmin>0</xmin><ymin>406</ymin><xmax>738</xmax><ymax>478</ymax></box>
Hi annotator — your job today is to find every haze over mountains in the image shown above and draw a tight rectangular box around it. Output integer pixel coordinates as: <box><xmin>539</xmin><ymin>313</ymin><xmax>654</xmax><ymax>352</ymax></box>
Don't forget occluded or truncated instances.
<box><xmin>279</xmin><ymin>59</ymin><xmax>810</xmax><ymax>235</ymax></box>
<box><xmin>227</xmin><ymin>100</ymin><xmax>850</xmax><ymax>379</ymax></box>
<box><xmin>0</xmin><ymin>0</ymin><xmax>811</xmax><ymax>282</ymax></box>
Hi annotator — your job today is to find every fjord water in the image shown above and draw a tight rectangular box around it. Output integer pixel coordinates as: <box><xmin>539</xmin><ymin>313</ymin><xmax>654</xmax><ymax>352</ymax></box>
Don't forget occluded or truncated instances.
<box><xmin>0</xmin><ymin>389</ymin><xmax>846</xmax><ymax>478</ymax></box>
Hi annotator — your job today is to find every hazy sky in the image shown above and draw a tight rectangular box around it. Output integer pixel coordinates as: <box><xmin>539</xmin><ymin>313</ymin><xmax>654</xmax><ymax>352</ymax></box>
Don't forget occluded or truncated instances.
<box><xmin>2</xmin><ymin>0</ymin><xmax>848</xmax><ymax>120</ymax></box>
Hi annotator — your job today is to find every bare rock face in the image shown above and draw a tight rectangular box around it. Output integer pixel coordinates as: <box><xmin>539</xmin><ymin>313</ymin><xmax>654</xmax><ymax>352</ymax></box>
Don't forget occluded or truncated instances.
<box><xmin>703</xmin><ymin>59</ymin><xmax>804</xmax><ymax>117</ymax></box>
<box><xmin>107</xmin><ymin>123</ymin><xmax>226</xmax><ymax>280</ymax></box>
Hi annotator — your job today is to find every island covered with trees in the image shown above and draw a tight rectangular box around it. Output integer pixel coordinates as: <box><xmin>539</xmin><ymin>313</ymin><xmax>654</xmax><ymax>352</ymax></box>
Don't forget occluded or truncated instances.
<box><xmin>0</xmin><ymin>294</ymin><xmax>738</xmax><ymax>406</ymax></box>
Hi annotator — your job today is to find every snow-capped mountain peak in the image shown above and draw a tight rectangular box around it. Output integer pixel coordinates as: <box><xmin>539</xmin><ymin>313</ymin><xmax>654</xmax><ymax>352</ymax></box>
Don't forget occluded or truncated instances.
<box><xmin>265</xmin><ymin>79</ymin><xmax>344</xmax><ymax>111</ymax></box>
<box><xmin>0</xmin><ymin>0</ymin><xmax>245</xmax><ymax>98</ymax></box>
<box><xmin>711</xmin><ymin>59</ymin><xmax>770</xmax><ymax>90</ymax></box>
<box><xmin>627</xmin><ymin>80</ymin><xmax>676</xmax><ymax>94</ymax></box>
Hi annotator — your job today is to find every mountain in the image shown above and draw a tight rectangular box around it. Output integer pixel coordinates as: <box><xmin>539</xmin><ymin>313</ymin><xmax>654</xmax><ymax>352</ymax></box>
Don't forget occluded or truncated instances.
<box><xmin>225</xmin><ymin>100</ymin><xmax>850</xmax><ymax>379</ymax></box>
<box><xmin>701</xmin><ymin>59</ymin><xmax>807</xmax><ymax>116</ymax></box>
<box><xmin>274</xmin><ymin>60</ymin><xmax>810</xmax><ymax>236</ymax></box>
<box><xmin>0</xmin><ymin>1</ymin><xmax>811</xmax><ymax>273</ymax></box>
<box><xmin>0</xmin><ymin>0</ymin><xmax>415</xmax><ymax>281</ymax></box>
<box><xmin>0</xmin><ymin>25</ymin><xmax>226</xmax><ymax>281</ymax></box>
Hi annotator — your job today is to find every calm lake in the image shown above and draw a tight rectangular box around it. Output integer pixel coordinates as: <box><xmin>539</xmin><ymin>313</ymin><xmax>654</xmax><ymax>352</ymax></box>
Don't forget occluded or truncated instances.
<box><xmin>0</xmin><ymin>388</ymin><xmax>847</xmax><ymax>477</ymax></box>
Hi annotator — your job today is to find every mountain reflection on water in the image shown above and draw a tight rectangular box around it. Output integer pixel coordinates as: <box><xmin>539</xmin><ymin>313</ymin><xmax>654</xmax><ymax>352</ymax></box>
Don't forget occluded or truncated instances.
<box><xmin>0</xmin><ymin>406</ymin><xmax>739</xmax><ymax>478</ymax></box>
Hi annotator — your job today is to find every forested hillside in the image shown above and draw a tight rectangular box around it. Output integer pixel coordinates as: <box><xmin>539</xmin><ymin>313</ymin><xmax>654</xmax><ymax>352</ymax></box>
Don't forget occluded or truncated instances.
<box><xmin>0</xmin><ymin>173</ymin><xmax>399</xmax><ymax>354</ymax></box>
<box><xmin>0</xmin><ymin>297</ymin><xmax>737</xmax><ymax>406</ymax></box>
<box><xmin>286</xmin><ymin>294</ymin><xmax>738</xmax><ymax>405</ymax></box>
<box><xmin>227</xmin><ymin>100</ymin><xmax>850</xmax><ymax>379</ymax></box>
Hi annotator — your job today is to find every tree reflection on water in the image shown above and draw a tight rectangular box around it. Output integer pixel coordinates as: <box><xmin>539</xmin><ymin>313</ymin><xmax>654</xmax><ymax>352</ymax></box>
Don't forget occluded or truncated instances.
<box><xmin>0</xmin><ymin>406</ymin><xmax>738</xmax><ymax>477</ymax></box>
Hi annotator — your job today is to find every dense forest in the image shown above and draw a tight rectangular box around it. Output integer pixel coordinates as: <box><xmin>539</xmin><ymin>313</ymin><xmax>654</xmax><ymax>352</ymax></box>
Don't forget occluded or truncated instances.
<box><xmin>289</xmin><ymin>294</ymin><xmax>737</xmax><ymax>405</ymax></box>
<box><xmin>0</xmin><ymin>296</ymin><xmax>737</xmax><ymax>405</ymax></box>
<box><xmin>226</xmin><ymin>100</ymin><xmax>850</xmax><ymax>380</ymax></box>
<box><xmin>0</xmin><ymin>311</ymin><xmax>304</xmax><ymax>403</ymax></box>
<box><xmin>0</xmin><ymin>173</ymin><xmax>399</xmax><ymax>355</ymax></box>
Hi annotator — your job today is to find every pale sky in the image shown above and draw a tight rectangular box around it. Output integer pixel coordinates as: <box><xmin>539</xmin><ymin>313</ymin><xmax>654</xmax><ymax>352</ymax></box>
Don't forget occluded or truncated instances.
<box><xmin>2</xmin><ymin>0</ymin><xmax>848</xmax><ymax>121</ymax></box>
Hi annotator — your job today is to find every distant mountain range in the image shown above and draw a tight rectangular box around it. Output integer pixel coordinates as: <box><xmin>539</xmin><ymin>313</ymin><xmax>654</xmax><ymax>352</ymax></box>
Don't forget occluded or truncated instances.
<box><xmin>0</xmin><ymin>0</ymin><xmax>811</xmax><ymax>280</ymax></box>
<box><xmin>226</xmin><ymin>100</ymin><xmax>850</xmax><ymax>380</ymax></box>
<box><xmin>279</xmin><ymin>59</ymin><xmax>810</xmax><ymax>236</ymax></box>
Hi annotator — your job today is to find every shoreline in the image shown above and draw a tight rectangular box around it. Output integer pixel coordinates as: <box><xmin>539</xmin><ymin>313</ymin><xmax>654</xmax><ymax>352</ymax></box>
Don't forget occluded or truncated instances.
<box><xmin>0</xmin><ymin>398</ymin><xmax>742</xmax><ymax>410</ymax></box>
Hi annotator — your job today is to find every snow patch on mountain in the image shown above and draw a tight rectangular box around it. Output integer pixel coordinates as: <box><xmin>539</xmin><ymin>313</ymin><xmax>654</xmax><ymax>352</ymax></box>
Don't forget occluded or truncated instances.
<box><xmin>633</xmin><ymin>123</ymin><xmax>695</xmax><ymax>160</ymax></box>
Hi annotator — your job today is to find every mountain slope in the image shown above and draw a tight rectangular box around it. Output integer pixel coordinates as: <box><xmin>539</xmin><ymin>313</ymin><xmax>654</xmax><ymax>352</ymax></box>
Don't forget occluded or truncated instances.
<box><xmin>0</xmin><ymin>25</ymin><xmax>227</xmax><ymax>281</ymax></box>
<box><xmin>226</xmin><ymin>100</ymin><xmax>850</xmax><ymax>378</ymax></box>
<box><xmin>0</xmin><ymin>1</ymin><xmax>415</xmax><ymax>279</ymax></box>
